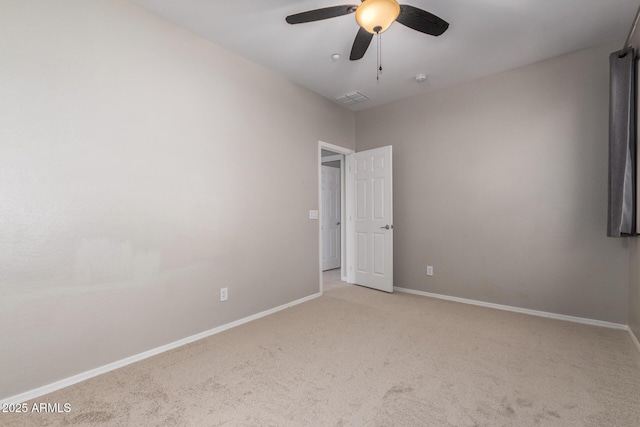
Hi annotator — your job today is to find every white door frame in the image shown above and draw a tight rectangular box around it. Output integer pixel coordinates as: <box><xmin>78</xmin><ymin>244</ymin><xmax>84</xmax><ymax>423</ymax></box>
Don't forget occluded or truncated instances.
<box><xmin>322</xmin><ymin>154</ymin><xmax>343</xmax><ymax>163</ymax></box>
<box><xmin>318</xmin><ymin>141</ymin><xmax>354</xmax><ymax>293</ymax></box>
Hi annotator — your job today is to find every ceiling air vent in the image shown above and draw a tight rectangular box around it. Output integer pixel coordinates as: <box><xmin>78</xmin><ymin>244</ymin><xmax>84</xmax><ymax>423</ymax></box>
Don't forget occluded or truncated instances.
<box><xmin>335</xmin><ymin>91</ymin><xmax>370</xmax><ymax>106</ymax></box>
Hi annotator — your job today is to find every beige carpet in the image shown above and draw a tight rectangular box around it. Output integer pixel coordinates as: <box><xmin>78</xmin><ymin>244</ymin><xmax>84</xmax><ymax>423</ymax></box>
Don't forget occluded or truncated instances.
<box><xmin>3</xmin><ymin>271</ymin><xmax>640</xmax><ymax>426</ymax></box>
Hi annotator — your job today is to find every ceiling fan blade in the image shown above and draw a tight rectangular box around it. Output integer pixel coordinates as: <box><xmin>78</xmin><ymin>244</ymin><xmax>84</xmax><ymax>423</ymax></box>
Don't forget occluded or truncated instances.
<box><xmin>350</xmin><ymin>27</ymin><xmax>373</xmax><ymax>60</ymax></box>
<box><xmin>286</xmin><ymin>5</ymin><xmax>358</xmax><ymax>24</ymax></box>
<box><xmin>396</xmin><ymin>5</ymin><xmax>449</xmax><ymax>36</ymax></box>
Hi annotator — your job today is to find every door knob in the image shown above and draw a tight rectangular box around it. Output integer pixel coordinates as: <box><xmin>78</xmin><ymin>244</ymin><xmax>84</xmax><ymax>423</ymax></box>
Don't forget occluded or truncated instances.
<box><xmin>380</xmin><ymin>225</ymin><xmax>391</xmax><ymax>230</ymax></box>
<box><xmin>337</xmin><ymin>222</ymin><xmax>341</xmax><ymax>225</ymax></box>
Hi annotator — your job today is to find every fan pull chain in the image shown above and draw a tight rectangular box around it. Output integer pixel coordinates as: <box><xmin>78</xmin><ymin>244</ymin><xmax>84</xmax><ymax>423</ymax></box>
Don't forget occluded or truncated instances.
<box><xmin>377</xmin><ymin>31</ymin><xmax>382</xmax><ymax>82</ymax></box>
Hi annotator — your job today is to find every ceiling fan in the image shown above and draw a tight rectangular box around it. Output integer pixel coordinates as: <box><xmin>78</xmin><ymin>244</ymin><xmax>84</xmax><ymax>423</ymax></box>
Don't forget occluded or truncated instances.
<box><xmin>285</xmin><ymin>0</ymin><xmax>449</xmax><ymax>60</ymax></box>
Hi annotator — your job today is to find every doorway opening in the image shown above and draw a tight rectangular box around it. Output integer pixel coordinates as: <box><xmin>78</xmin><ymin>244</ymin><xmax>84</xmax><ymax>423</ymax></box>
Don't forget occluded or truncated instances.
<box><xmin>318</xmin><ymin>141</ymin><xmax>353</xmax><ymax>293</ymax></box>
<box><xmin>318</xmin><ymin>142</ymin><xmax>394</xmax><ymax>294</ymax></box>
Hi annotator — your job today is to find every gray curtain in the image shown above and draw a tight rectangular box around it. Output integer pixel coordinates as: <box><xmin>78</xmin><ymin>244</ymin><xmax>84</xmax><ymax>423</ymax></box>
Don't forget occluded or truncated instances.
<box><xmin>608</xmin><ymin>49</ymin><xmax>636</xmax><ymax>237</ymax></box>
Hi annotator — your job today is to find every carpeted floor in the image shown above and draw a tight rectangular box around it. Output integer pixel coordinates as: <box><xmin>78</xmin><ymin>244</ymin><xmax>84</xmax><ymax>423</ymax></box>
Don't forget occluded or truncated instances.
<box><xmin>3</xmin><ymin>270</ymin><xmax>640</xmax><ymax>426</ymax></box>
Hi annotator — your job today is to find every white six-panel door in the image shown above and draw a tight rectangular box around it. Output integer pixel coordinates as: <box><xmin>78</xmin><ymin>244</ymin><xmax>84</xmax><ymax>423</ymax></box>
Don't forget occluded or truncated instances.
<box><xmin>347</xmin><ymin>146</ymin><xmax>393</xmax><ymax>292</ymax></box>
<box><xmin>322</xmin><ymin>165</ymin><xmax>341</xmax><ymax>271</ymax></box>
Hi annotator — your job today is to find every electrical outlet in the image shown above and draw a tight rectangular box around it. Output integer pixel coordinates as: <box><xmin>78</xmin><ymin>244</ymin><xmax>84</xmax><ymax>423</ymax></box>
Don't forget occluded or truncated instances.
<box><xmin>427</xmin><ymin>266</ymin><xmax>434</xmax><ymax>276</ymax></box>
<box><xmin>220</xmin><ymin>287</ymin><xmax>228</xmax><ymax>302</ymax></box>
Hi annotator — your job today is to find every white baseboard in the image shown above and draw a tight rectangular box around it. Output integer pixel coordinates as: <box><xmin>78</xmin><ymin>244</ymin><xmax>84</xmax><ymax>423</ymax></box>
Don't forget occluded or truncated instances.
<box><xmin>394</xmin><ymin>287</ymin><xmax>627</xmax><ymax>330</ymax></box>
<box><xmin>627</xmin><ymin>326</ymin><xmax>640</xmax><ymax>354</ymax></box>
<box><xmin>0</xmin><ymin>291</ymin><xmax>322</xmax><ymax>406</ymax></box>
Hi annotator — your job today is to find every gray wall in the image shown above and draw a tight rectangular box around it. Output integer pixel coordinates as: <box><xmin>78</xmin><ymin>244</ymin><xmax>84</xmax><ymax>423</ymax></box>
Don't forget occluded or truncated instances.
<box><xmin>356</xmin><ymin>43</ymin><xmax>629</xmax><ymax>323</ymax></box>
<box><xmin>0</xmin><ymin>0</ymin><xmax>354</xmax><ymax>399</ymax></box>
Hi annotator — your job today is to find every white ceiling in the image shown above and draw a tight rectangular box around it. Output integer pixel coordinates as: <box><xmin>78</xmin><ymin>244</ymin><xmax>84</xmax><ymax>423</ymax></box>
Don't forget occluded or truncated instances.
<box><xmin>132</xmin><ymin>0</ymin><xmax>639</xmax><ymax>111</ymax></box>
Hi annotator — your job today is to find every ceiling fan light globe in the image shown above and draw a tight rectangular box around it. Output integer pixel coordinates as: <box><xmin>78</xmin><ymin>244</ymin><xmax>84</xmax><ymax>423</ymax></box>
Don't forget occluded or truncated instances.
<box><xmin>355</xmin><ymin>0</ymin><xmax>400</xmax><ymax>34</ymax></box>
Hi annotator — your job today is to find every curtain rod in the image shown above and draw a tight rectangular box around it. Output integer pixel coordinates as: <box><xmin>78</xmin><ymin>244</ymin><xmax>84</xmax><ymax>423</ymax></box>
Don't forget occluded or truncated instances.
<box><xmin>624</xmin><ymin>2</ymin><xmax>640</xmax><ymax>52</ymax></box>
